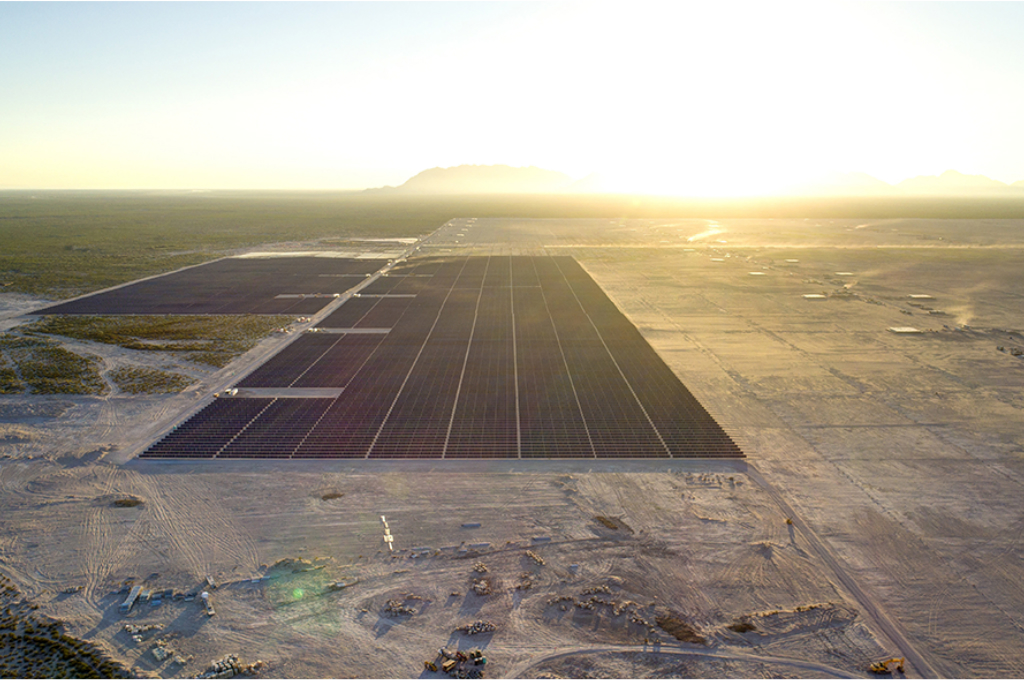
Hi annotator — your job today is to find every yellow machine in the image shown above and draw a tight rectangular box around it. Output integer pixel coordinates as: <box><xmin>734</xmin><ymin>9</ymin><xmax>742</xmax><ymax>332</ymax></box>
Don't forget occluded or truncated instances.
<box><xmin>869</xmin><ymin>657</ymin><xmax>905</xmax><ymax>674</ymax></box>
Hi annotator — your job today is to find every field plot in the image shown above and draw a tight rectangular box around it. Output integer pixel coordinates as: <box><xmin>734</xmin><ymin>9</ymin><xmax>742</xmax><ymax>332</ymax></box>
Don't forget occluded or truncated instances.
<box><xmin>142</xmin><ymin>255</ymin><xmax>742</xmax><ymax>459</ymax></box>
<box><xmin>36</xmin><ymin>257</ymin><xmax>385</xmax><ymax>316</ymax></box>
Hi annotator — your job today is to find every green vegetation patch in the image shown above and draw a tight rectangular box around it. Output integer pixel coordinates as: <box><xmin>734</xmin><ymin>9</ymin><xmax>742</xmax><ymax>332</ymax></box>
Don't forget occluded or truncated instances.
<box><xmin>0</xmin><ymin>335</ymin><xmax>104</xmax><ymax>395</ymax></box>
<box><xmin>0</xmin><ymin>335</ymin><xmax>49</xmax><ymax>351</ymax></box>
<box><xmin>0</xmin><ymin>352</ymin><xmax>24</xmax><ymax>394</ymax></box>
<box><xmin>4</xmin><ymin>192</ymin><xmax>1024</xmax><ymax>299</ymax></box>
<box><xmin>26</xmin><ymin>314</ymin><xmax>292</xmax><ymax>368</ymax></box>
<box><xmin>0</xmin><ymin>192</ymin><xmax>449</xmax><ymax>298</ymax></box>
<box><xmin>108</xmin><ymin>366</ymin><xmax>194</xmax><ymax>394</ymax></box>
<box><xmin>0</xmin><ymin>574</ymin><xmax>130</xmax><ymax>678</ymax></box>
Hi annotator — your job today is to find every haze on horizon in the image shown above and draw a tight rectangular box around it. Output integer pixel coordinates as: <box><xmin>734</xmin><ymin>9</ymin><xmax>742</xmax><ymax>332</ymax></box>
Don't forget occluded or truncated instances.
<box><xmin>2</xmin><ymin>1</ymin><xmax>1024</xmax><ymax>197</ymax></box>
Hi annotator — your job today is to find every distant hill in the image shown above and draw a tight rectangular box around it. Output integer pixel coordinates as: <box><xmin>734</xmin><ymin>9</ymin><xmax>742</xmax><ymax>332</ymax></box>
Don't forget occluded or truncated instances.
<box><xmin>787</xmin><ymin>169</ymin><xmax>1024</xmax><ymax>197</ymax></box>
<box><xmin>897</xmin><ymin>169</ymin><xmax>1023</xmax><ymax>195</ymax></box>
<box><xmin>373</xmin><ymin>165</ymin><xmax>574</xmax><ymax>194</ymax></box>
<box><xmin>369</xmin><ymin>165</ymin><xmax>1023</xmax><ymax>197</ymax></box>
<box><xmin>788</xmin><ymin>171</ymin><xmax>896</xmax><ymax>196</ymax></box>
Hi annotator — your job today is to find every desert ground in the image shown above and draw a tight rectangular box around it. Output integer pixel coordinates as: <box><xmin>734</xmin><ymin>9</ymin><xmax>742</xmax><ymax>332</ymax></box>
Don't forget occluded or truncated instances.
<box><xmin>1</xmin><ymin>217</ymin><xmax>1023</xmax><ymax>678</ymax></box>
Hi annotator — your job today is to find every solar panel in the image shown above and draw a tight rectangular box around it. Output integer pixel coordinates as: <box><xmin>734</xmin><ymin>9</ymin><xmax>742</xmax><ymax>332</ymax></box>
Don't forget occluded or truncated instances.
<box><xmin>140</xmin><ymin>255</ymin><xmax>743</xmax><ymax>460</ymax></box>
<box><xmin>38</xmin><ymin>257</ymin><xmax>386</xmax><ymax>316</ymax></box>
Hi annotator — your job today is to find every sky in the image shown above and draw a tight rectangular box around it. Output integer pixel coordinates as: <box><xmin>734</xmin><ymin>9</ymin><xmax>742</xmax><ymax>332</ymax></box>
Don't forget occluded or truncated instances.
<box><xmin>2</xmin><ymin>1</ymin><xmax>1024</xmax><ymax>195</ymax></box>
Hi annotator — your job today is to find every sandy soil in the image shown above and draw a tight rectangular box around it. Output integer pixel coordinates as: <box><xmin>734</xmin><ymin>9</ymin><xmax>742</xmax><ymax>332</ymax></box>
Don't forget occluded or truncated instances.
<box><xmin>1</xmin><ymin>218</ymin><xmax>1022</xmax><ymax>678</ymax></box>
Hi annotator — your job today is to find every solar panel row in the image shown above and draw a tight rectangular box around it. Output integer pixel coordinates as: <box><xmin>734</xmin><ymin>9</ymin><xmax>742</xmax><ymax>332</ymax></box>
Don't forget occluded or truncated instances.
<box><xmin>555</xmin><ymin>258</ymin><xmax>740</xmax><ymax>456</ymax></box>
<box><xmin>294</xmin><ymin>258</ymin><xmax>468</xmax><ymax>458</ymax></box>
<box><xmin>372</xmin><ymin>264</ymin><xmax>478</xmax><ymax>458</ymax></box>
<box><xmin>143</xmin><ymin>398</ymin><xmax>274</xmax><ymax>458</ymax></box>
<box><xmin>219</xmin><ymin>398</ymin><xmax>335</xmax><ymax>458</ymax></box>
<box><xmin>37</xmin><ymin>257</ymin><xmax>385</xmax><ymax>316</ymax></box>
<box><xmin>446</xmin><ymin>281</ymin><xmax>517</xmax><ymax>459</ymax></box>
<box><xmin>141</xmin><ymin>255</ymin><xmax>742</xmax><ymax>460</ymax></box>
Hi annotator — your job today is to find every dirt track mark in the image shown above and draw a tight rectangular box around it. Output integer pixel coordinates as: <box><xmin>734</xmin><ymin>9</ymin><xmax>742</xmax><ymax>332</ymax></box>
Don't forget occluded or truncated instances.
<box><xmin>96</xmin><ymin>397</ymin><xmax>121</xmax><ymax>441</ymax></box>
<box><xmin>135</xmin><ymin>476</ymin><xmax>209</xmax><ymax>579</ymax></box>
<box><xmin>80</xmin><ymin>467</ymin><xmax>120</xmax><ymax>601</ymax></box>
<box><xmin>137</xmin><ymin>474</ymin><xmax>260</xmax><ymax>578</ymax></box>
<box><xmin>745</xmin><ymin>464</ymin><xmax>940</xmax><ymax>679</ymax></box>
<box><xmin>506</xmin><ymin>643</ymin><xmax>862</xmax><ymax>679</ymax></box>
<box><xmin>79</xmin><ymin>467</ymin><xmax>154</xmax><ymax>606</ymax></box>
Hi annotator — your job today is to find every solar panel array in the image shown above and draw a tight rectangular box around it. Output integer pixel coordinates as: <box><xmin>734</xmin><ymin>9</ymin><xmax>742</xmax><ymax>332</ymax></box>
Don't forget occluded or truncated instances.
<box><xmin>142</xmin><ymin>256</ymin><xmax>743</xmax><ymax>459</ymax></box>
<box><xmin>36</xmin><ymin>257</ymin><xmax>385</xmax><ymax>316</ymax></box>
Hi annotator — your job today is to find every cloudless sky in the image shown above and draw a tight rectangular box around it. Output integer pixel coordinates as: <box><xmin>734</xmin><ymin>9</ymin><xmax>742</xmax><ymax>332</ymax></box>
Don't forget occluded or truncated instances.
<box><xmin>2</xmin><ymin>1</ymin><xmax>1023</xmax><ymax>195</ymax></box>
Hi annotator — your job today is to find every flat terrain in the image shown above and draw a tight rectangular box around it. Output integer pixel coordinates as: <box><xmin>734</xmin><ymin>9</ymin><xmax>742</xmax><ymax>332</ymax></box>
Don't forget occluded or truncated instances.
<box><xmin>0</xmin><ymin>216</ymin><xmax>1023</xmax><ymax>678</ymax></box>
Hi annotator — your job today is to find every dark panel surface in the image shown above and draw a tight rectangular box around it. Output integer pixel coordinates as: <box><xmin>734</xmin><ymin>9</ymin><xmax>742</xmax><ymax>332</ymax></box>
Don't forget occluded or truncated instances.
<box><xmin>535</xmin><ymin>257</ymin><xmax>668</xmax><ymax>457</ymax></box>
<box><xmin>236</xmin><ymin>334</ymin><xmax>341</xmax><ymax>388</ymax></box>
<box><xmin>38</xmin><ymin>257</ymin><xmax>385</xmax><ymax>316</ymax></box>
<box><xmin>218</xmin><ymin>398</ymin><xmax>334</xmax><ymax>458</ymax></box>
<box><xmin>140</xmin><ymin>255</ymin><xmax>742</xmax><ymax>460</ymax></box>
<box><xmin>142</xmin><ymin>398</ymin><xmax>273</xmax><ymax>458</ymax></box>
<box><xmin>371</xmin><ymin>266</ymin><xmax>477</xmax><ymax>457</ymax></box>
<box><xmin>292</xmin><ymin>334</ymin><xmax>387</xmax><ymax>389</ymax></box>
<box><xmin>317</xmin><ymin>298</ymin><xmax>380</xmax><ymax>328</ymax></box>
<box><xmin>446</xmin><ymin>283</ymin><xmax>518</xmax><ymax>458</ymax></box>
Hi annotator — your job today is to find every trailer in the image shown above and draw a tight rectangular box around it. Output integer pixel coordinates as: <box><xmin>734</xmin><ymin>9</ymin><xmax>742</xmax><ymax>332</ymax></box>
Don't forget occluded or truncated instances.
<box><xmin>119</xmin><ymin>585</ymin><xmax>142</xmax><ymax>614</ymax></box>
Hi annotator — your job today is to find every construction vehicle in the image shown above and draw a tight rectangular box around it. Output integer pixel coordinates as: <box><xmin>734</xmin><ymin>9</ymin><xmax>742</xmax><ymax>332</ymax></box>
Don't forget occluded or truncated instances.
<box><xmin>426</xmin><ymin>648</ymin><xmax>486</xmax><ymax>677</ymax></box>
<box><xmin>869</xmin><ymin>657</ymin><xmax>905</xmax><ymax>674</ymax></box>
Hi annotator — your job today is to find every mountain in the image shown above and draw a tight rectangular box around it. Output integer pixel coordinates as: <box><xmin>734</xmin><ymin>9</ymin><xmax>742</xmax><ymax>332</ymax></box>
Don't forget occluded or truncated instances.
<box><xmin>377</xmin><ymin>165</ymin><xmax>574</xmax><ymax>194</ymax></box>
<box><xmin>369</xmin><ymin>165</ymin><xmax>1024</xmax><ymax>197</ymax></box>
<box><xmin>896</xmin><ymin>169</ymin><xmax>1021</xmax><ymax>195</ymax></box>
<box><xmin>787</xmin><ymin>171</ymin><xmax>895</xmax><ymax>196</ymax></box>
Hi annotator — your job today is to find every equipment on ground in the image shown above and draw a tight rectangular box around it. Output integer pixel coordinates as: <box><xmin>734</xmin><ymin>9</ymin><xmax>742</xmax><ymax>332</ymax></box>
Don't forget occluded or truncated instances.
<box><xmin>427</xmin><ymin>648</ymin><xmax>487</xmax><ymax>678</ymax></box>
<box><xmin>869</xmin><ymin>657</ymin><xmax>905</xmax><ymax>674</ymax></box>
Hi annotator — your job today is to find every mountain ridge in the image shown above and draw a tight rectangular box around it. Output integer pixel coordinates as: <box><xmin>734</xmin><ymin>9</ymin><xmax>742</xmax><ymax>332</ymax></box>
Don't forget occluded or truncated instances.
<box><xmin>370</xmin><ymin>164</ymin><xmax>579</xmax><ymax>194</ymax></box>
<box><xmin>369</xmin><ymin>165</ymin><xmax>1024</xmax><ymax>196</ymax></box>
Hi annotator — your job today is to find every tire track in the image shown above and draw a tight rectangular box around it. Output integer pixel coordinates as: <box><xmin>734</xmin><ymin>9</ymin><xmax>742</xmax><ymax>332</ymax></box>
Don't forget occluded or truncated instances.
<box><xmin>80</xmin><ymin>467</ymin><xmax>120</xmax><ymax>602</ymax></box>
<box><xmin>137</xmin><ymin>477</ymin><xmax>210</xmax><ymax>579</ymax></box>
<box><xmin>745</xmin><ymin>463</ymin><xmax>941</xmax><ymax>678</ymax></box>
<box><xmin>504</xmin><ymin>642</ymin><xmax>862</xmax><ymax>679</ymax></box>
<box><xmin>76</xmin><ymin>467</ymin><xmax>163</xmax><ymax>607</ymax></box>
<box><xmin>139</xmin><ymin>475</ymin><xmax>260</xmax><ymax>576</ymax></box>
